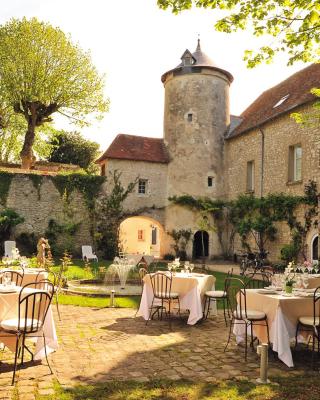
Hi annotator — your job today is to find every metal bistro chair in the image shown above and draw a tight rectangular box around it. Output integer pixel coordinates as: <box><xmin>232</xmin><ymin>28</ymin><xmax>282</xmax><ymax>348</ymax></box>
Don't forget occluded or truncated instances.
<box><xmin>224</xmin><ymin>277</ymin><xmax>270</xmax><ymax>361</ymax></box>
<box><xmin>147</xmin><ymin>272</ymin><xmax>180</xmax><ymax>328</ymax></box>
<box><xmin>36</xmin><ymin>268</ymin><xmax>63</xmax><ymax>321</ymax></box>
<box><xmin>203</xmin><ymin>269</ymin><xmax>233</xmax><ymax>326</ymax></box>
<box><xmin>0</xmin><ymin>270</ymin><xmax>24</xmax><ymax>286</ymax></box>
<box><xmin>295</xmin><ymin>286</ymin><xmax>320</xmax><ymax>368</ymax></box>
<box><xmin>0</xmin><ymin>281</ymin><xmax>54</xmax><ymax>384</ymax></box>
<box><xmin>134</xmin><ymin>267</ymin><xmax>148</xmax><ymax>317</ymax></box>
<box><xmin>244</xmin><ymin>271</ymin><xmax>272</xmax><ymax>289</ymax></box>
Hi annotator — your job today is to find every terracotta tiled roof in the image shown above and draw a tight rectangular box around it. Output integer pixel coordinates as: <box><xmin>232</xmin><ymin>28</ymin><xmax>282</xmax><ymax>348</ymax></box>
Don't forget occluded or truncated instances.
<box><xmin>228</xmin><ymin>63</ymin><xmax>319</xmax><ymax>138</ymax></box>
<box><xmin>96</xmin><ymin>134</ymin><xmax>169</xmax><ymax>164</ymax></box>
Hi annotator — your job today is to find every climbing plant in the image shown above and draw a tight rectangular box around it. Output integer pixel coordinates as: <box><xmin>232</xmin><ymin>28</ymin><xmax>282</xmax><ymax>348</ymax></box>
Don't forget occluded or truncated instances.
<box><xmin>95</xmin><ymin>170</ymin><xmax>138</xmax><ymax>259</ymax></box>
<box><xmin>170</xmin><ymin>183</ymin><xmax>317</xmax><ymax>260</ymax></box>
<box><xmin>50</xmin><ymin>173</ymin><xmax>105</xmax><ymax>211</ymax></box>
<box><xmin>0</xmin><ymin>171</ymin><xmax>13</xmax><ymax>205</ymax></box>
<box><xmin>167</xmin><ymin>229</ymin><xmax>192</xmax><ymax>260</ymax></box>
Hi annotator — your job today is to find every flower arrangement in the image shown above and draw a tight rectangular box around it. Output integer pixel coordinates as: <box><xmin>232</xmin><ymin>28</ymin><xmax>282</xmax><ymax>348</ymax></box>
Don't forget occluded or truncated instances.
<box><xmin>284</xmin><ymin>273</ymin><xmax>295</xmax><ymax>286</ymax></box>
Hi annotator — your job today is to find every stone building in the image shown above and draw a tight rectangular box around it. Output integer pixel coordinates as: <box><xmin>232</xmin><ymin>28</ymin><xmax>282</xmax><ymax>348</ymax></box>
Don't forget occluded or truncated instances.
<box><xmin>96</xmin><ymin>40</ymin><xmax>320</xmax><ymax>262</ymax></box>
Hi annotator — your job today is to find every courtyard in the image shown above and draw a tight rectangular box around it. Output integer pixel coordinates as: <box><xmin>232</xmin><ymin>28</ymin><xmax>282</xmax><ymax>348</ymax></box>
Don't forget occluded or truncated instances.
<box><xmin>0</xmin><ymin>303</ymin><xmax>318</xmax><ymax>400</ymax></box>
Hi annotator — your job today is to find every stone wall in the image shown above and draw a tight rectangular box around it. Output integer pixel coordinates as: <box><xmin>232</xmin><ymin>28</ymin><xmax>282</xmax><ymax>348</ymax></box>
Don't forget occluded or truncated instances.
<box><xmin>0</xmin><ymin>174</ymin><xmax>93</xmax><ymax>256</ymax></box>
<box><xmin>225</xmin><ymin>103</ymin><xmax>320</xmax><ymax>261</ymax></box>
<box><xmin>103</xmin><ymin>159</ymin><xmax>168</xmax><ymax>212</ymax></box>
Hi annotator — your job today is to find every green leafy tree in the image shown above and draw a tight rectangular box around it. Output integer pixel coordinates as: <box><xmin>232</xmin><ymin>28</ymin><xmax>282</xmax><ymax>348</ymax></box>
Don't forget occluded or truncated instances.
<box><xmin>48</xmin><ymin>131</ymin><xmax>100</xmax><ymax>173</ymax></box>
<box><xmin>158</xmin><ymin>0</ymin><xmax>320</xmax><ymax>66</ymax></box>
<box><xmin>0</xmin><ymin>17</ymin><xmax>109</xmax><ymax>169</ymax></box>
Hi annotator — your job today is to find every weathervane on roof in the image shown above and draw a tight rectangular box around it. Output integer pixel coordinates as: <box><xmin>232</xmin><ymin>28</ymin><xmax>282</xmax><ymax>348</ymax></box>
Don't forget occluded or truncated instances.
<box><xmin>197</xmin><ymin>33</ymin><xmax>201</xmax><ymax>51</ymax></box>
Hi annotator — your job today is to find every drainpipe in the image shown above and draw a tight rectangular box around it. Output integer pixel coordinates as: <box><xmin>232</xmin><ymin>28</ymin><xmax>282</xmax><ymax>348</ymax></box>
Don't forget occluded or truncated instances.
<box><xmin>258</xmin><ymin>127</ymin><xmax>265</xmax><ymax>198</ymax></box>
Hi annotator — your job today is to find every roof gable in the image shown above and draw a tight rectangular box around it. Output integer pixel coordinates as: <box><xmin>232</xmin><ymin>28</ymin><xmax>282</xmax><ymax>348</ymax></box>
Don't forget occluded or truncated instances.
<box><xmin>96</xmin><ymin>134</ymin><xmax>169</xmax><ymax>164</ymax></box>
<box><xmin>228</xmin><ymin>63</ymin><xmax>319</xmax><ymax>138</ymax></box>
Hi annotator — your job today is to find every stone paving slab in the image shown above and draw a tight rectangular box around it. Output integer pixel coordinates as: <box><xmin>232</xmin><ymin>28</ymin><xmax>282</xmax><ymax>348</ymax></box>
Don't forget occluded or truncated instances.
<box><xmin>0</xmin><ymin>305</ymin><xmax>314</xmax><ymax>398</ymax></box>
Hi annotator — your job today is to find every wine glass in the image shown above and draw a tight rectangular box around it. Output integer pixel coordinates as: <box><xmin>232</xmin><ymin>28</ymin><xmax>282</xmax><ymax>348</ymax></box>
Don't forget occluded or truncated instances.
<box><xmin>189</xmin><ymin>263</ymin><xmax>194</xmax><ymax>275</ymax></box>
<box><xmin>302</xmin><ymin>276</ymin><xmax>309</xmax><ymax>290</ymax></box>
<box><xmin>168</xmin><ymin>263</ymin><xmax>172</xmax><ymax>273</ymax></box>
<box><xmin>3</xmin><ymin>272</ymin><xmax>11</xmax><ymax>287</ymax></box>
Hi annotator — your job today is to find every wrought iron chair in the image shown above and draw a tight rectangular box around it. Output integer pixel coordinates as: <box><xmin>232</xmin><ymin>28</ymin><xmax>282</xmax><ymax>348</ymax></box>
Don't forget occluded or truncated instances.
<box><xmin>147</xmin><ymin>272</ymin><xmax>180</xmax><ymax>328</ymax></box>
<box><xmin>203</xmin><ymin>269</ymin><xmax>233</xmax><ymax>325</ymax></box>
<box><xmin>0</xmin><ymin>270</ymin><xmax>24</xmax><ymax>286</ymax></box>
<box><xmin>36</xmin><ymin>268</ymin><xmax>63</xmax><ymax>320</ymax></box>
<box><xmin>295</xmin><ymin>286</ymin><xmax>320</xmax><ymax>368</ymax></box>
<box><xmin>224</xmin><ymin>277</ymin><xmax>270</xmax><ymax>360</ymax></box>
<box><xmin>0</xmin><ymin>281</ymin><xmax>54</xmax><ymax>384</ymax></box>
<box><xmin>244</xmin><ymin>271</ymin><xmax>272</xmax><ymax>289</ymax></box>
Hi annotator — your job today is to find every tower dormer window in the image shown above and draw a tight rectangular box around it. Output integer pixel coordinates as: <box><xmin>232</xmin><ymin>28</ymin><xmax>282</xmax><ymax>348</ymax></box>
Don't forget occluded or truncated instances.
<box><xmin>181</xmin><ymin>49</ymin><xmax>195</xmax><ymax>67</ymax></box>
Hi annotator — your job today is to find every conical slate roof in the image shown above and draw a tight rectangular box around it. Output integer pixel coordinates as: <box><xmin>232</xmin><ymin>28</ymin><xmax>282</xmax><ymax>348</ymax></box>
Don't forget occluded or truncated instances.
<box><xmin>178</xmin><ymin>39</ymin><xmax>217</xmax><ymax>68</ymax></box>
<box><xmin>161</xmin><ymin>39</ymin><xmax>233</xmax><ymax>83</ymax></box>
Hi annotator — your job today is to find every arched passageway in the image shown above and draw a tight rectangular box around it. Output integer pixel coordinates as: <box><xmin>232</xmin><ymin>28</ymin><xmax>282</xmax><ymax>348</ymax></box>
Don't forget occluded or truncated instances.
<box><xmin>193</xmin><ymin>230</ymin><xmax>209</xmax><ymax>258</ymax></box>
<box><xmin>119</xmin><ymin>216</ymin><xmax>164</xmax><ymax>258</ymax></box>
<box><xmin>312</xmin><ymin>235</ymin><xmax>318</xmax><ymax>262</ymax></box>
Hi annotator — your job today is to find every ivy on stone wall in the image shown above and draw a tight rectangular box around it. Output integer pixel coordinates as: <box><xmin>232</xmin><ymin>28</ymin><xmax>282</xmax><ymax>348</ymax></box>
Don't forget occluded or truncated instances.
<box><xmin>29</xmin><ymin>174</ymin><xmax>43</xmax><ymax>200</ymax></box>
<box><xmin>169</xmin><ymin>182</ymin><xmax>318</xmax><ymax>261</ymax></box>
<box><xmin>0</xmin><ymin>172</ymin><xmax>13</xmax><ymax>205</ymax></box>
<box><xmin>50</xmin><ymin>173</ymin><xmax>106</xmax><ymax>211</ymax></box>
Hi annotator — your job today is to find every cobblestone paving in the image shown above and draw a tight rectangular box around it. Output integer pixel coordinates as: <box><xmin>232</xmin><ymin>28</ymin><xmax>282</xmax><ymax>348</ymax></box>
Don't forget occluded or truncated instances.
<box><xmin>0</xmin><ymin>305</ymin><xmax>312</xmax><ymax>398</ymax></box>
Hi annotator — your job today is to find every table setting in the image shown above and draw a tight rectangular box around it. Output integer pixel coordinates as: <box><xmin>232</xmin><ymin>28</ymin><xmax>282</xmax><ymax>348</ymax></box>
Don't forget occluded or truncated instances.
<box><xmin>233</xmin><ymin>269</ymin><xmax>320</xmax><ymax>367</ymax></box>
<box><xmin>137</xmin><ymin>261</ymin><xmax>216</xmax><ymax>325</ymax></box>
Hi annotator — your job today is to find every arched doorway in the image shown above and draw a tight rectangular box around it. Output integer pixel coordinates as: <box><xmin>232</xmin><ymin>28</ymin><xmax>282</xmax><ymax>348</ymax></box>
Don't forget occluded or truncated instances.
<box><xmin>312</xmin><ymin>235</ymin><xmax>318</xmax><ymax>262</ymax></box>
<box><xmin>193</xmin><ymin>230</ymin><xmax>209</xmax><ymax>258</ymax></box>
<box><xmin>119</xmin><ymin>216</ymin><xmax>164</xmax><ymax>258</ymax></box>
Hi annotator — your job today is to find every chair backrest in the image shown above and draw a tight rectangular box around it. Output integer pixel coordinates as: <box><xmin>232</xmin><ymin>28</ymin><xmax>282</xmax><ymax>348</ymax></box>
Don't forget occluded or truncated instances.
<box><xmin>22</xmin><ymin>280</ymin><xmax>54</xmax><ymax>297</ymax></box>
<box><xmin>4</xmin><ymin>241</ymin><xmax>16</xmax><ymax>257</ymax></box>
<box><xmin>313</xmin><ymin>286</ymin><xmax>320</xmax><ymax>326</ymax></box>
<box><xmin>18</xmin><ymin>285</ymin><xmax>54</xmax><ymax>334</ymax></box>
<box><xmin>150</xmin><ymin>272</ymin><xmax>173</xmax><ymax>299</ymax></box>
<box><xmin>223</xmin><ymin>269</ymin><xmax>233</xmax><ymax>293</ymax></box>
<box><xmin>82</xmin><ymin>245</ymin><xmax>94</xmax><ymax>257</ymax></box>
<box><xmin>138</xmin><ymin>267</ymin><xmax>148</xmax><ymax>286</ymax></box>
<box><xmin>225</xmin><ymin>277</ymin><xmax>247</xmax><ymax>320</ymax></box>
<box><xmin>245</xmin><ymin>271</ymin><xmax>271</xmax><ymax>289</ymax></box>
<box><xmin>0</xmin><ymin>270</ymin><xmax>24</xmax><ymax>286</ymax></box>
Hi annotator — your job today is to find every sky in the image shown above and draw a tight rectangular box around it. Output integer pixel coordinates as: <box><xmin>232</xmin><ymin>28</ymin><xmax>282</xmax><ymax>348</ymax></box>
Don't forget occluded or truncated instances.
<box><xmin>1</xmin><ymin>0</ymin><xmax>308</xmax><ymax>151</ymax></box>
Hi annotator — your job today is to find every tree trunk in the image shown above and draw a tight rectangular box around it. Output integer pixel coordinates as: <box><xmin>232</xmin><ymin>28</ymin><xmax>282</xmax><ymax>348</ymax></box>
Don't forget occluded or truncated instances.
<box><xmin>20</xmin><ymin>119</ymin><xmax>36</xmax><ymax>169</ymax></box>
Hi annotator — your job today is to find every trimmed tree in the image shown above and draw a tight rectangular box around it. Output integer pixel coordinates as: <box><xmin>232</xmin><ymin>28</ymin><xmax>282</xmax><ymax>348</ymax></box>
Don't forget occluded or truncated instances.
<box><xmin>0</xmin><ymin>17</ymin><xmax>109</xmax><ymax>169</ymax></box>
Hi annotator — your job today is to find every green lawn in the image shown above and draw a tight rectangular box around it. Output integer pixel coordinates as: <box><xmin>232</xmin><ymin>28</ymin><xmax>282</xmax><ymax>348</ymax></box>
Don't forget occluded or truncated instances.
<box><xmin>36</xmin><ymin>375</ymin><xmax>320</xmax><ymax>400</ymax></box>
<box><xmin>55</xmin><ymin>261</ymin><xmax>234</xmax><ymax>309</ymax></box>
<box><xmin>56</xmin><ymin>294</ymin><xmax>140</xmax><ymax>308</ymax></box>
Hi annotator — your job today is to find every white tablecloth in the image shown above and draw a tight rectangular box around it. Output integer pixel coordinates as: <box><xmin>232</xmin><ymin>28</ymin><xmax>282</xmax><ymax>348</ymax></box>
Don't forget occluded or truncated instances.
<box><xmin>233</xmin><ymin>289</ymin><xmax>316</xmax><ymax>367</ymax></box>
<box><xmin>0</xmin><ymin>286</ymin><xmax>58</xmax><ymax>360</ymax></box>
<box><xmin>137</xmin><ymin>272</ymin><xmax>216</xmax><ymax>325</ymax></box>
<box><xmin>126</xmin><ymin>254</ymin><xmax>155</xmax><ymax>266</ymax></box>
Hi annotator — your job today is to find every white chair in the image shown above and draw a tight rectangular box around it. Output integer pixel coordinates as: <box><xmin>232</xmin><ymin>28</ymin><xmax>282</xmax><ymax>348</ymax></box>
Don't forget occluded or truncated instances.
<box><xmin>81</xmin><ymin>246</ymin><xmax>98</xmax><ymax>262</ymax></box>
<box><xmin>4</xmin><ymin>241</ymin><xmax>16</xmax><ymax>257</ymax></box>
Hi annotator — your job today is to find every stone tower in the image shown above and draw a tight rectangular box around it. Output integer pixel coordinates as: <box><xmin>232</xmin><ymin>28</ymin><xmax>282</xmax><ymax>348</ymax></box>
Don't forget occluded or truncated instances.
<box><xmin>161</xmin><ymin>40</ymin><xmax>233</xmax><ymax>200</ymax></box>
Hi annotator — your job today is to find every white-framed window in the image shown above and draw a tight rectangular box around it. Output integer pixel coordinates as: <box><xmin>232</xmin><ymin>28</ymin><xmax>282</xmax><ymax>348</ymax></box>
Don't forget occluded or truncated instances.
<box><xmin>289</xmin><ymin>144</ymin><xmax>302</xmax><ymax>182</ymax></box>
<box><xmin>294</xmin><ymin>145</ymin><xmax>302</xmax><ymax>181</ymax></box>
<box><xmin>138</xmin><ymin>179</ymin><xmax>148</xmax><ymax>194</ymax></box>
<box><xmin>246</xmin><ymin>160</ymin><xmax>254</xmax><ymax>192</ymax></box>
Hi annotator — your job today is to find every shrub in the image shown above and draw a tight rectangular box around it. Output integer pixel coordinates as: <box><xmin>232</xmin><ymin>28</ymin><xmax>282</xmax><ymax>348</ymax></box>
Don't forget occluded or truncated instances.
<box><xmin>16</xmin><ymin>232</ymin><xmax>37</xmax><ymax>256</ymax></box>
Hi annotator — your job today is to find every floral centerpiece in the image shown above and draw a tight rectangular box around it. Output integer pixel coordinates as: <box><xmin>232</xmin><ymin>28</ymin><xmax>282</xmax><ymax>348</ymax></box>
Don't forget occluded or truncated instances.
<box><xmin>284</xmin><ymin>270</ymin><xmax>295</xmax><ymax>294</ymax></box>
